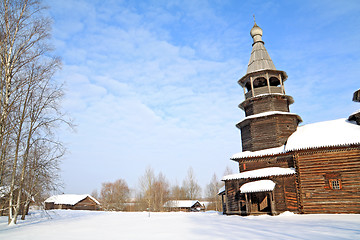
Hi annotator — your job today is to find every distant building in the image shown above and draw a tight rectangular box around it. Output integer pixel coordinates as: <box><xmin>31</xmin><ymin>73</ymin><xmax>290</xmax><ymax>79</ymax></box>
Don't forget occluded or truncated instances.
<box><xmin>164</xmin><ymin>200</ymin><xmax>205</xmax><ymax>212</ymax></box>
<box><xmin>220</xmin><ymin>21</ymin><xmax>360</xmax><ymax>215</ymax></box>
<box><xmin>45</xmin><ymin>194</ymin><xmax>101</xmax><ymax>211</ymax></box>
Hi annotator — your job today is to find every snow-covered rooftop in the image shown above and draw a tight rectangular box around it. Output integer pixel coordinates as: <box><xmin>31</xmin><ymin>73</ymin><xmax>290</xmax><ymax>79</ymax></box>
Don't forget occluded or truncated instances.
<box><xmin>240</xmin><ymin>180</ymin><xmax>276</xmax><ymax>193</ymax></box>
<box><xmin>350</xmin><ymin>109</ymin><xmax>360</xmax><ymax>116</ymax></box>
<box><xmin>231</xmin><ymin>118</ymin><xmax>360</xmax><ymax>159</ymax></box>
<box><xmin>222</xmin><ymin>167</ymin><xmax>295</xmax><ymax>181</ymax></box>
<box><xmin>45</xmin><ymin>194</ymin><xmax>100</xmax><ymax>205</ymax></box>
<box><xmin>237</xmin><ymin>111</ymin><xmax>301</xmax><ymax>126</ymax></box>
<box><xmin>164</xmin><ymin>200</ymin><xmax>201</xmax><ymax>208</ymax></box>
<box><xmin>232</xmin><ymin>145</ymin><xmax>286</xmax><ymax>159</ymax></box>
<box><xmin>285</xmin><ymin>118</ymin><xmax>360</xmax><ymax>151</ymax></box>
<box><xmin>218</xmin><ymin>186</ymin><xmax>225</xmax><ymax>195</ymax></box>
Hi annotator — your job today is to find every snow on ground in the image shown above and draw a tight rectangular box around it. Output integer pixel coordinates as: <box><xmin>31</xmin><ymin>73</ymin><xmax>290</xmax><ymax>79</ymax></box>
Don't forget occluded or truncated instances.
<box><xmin>1</xmin><ymin>210</ymin><xmax>360</xmax><ymax>240</ymax></box>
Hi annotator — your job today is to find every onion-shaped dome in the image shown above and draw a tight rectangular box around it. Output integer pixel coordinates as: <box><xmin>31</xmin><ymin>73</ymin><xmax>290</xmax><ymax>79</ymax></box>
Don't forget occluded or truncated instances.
<box><xmin>250</xmin><ymin>23</ymin><xmax>263</xmax><ymax>38</ymax></box>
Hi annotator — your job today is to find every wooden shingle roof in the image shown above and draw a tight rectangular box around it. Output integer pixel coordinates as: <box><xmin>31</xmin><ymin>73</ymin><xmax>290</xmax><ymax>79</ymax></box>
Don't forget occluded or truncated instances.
<box><xmin>247</xmin><ymin>23</ymin><xmax>276</xmax><ymax>74</ymax></box>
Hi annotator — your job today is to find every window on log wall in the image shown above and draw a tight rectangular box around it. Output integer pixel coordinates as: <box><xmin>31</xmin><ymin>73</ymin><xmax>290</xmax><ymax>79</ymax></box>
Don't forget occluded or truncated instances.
<box><xmin>324</xmin><ymin>172</ymin><xmax>342</xmax><ymax>190</ymax></box>
<box><xmin>329</xmin><ymin>179</ymin><xmax>342</xmax><ymax>190</ymax></box>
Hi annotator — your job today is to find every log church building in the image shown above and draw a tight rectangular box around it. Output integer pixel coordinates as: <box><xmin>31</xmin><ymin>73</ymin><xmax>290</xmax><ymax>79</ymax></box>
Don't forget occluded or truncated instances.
<box><xmin>220</xmin><ymin>21</ymin><xmax>360</xmax><ymax>215</ymax></box>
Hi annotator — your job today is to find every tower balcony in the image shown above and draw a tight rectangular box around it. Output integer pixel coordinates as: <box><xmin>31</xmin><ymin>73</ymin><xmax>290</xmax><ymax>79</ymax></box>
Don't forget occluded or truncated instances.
<box><xmin>238</xmin><ymin>69</ymin><xmax>288</xmax><ymax>100</ymax></box>
<box><xmin>245</xmin><ymin>86</ymin><xmax>283</xmax><ymax>99</ymax></box>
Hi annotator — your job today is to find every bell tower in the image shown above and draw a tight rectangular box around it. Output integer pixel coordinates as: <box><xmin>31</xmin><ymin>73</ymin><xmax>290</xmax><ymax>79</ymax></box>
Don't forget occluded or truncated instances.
<box><xmin>237</xmin><ymin>21</ymin><xmax>302</xmax><ymax>152</ymax></box>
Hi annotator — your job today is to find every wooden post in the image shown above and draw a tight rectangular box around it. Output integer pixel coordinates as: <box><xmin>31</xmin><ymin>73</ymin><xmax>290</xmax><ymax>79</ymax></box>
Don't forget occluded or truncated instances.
<box><xmin>221</xmin><ymin>194</ymin><xmax>224</xmax><ymax>214</ymax></box>
<box><xmin>268</xmin><ymin>192</ymin><xmax>275</xmax><ymax>215</ymax></box>
<box><xmin>250</xmin><ymin>76</ymin><xmax>255</xmax><ymax>97</ymax></box>
<box><xmin>279</xmin><ymin>73</ymin><xmax>285</xmax><ymax>94</ymax></box>
<box><xmin>245</xmin><ymin>193</ymin><xmax>249</xmax><ymax>215</ymax></box>
<box><xmin>242</xmin><ymin>86</ymin><xmax>247</xmax><ymax>98</ymax></box>
<box><xmin>282</xmin><ymin>178</ymin><xmax>288</xmax><ymax>210</ymax></box>
<box><xmin>225</xmin><ymin>187</ymin><xmax>229</xmax><ymax>214</ymax></box>
<box><xmin>266</xmin><ymin>72</ymin><xmax>271</xmax><ymax>93</ymax></box>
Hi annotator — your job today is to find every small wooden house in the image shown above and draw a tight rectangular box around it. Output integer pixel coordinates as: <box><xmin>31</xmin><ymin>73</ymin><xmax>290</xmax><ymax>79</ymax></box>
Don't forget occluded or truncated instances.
<box><xmin>44</xmin><ymin>194</ymin><xmax>101</xmax><ymax>211</ymax></box>
<box><xmin>220</xmin><ymin>21</ymin><xmax>360</xmax><ymax>216</ymax></box>
<box><xmin>164</xmin><ymin>200</ymin><xmax>205</xmax><ymax>212</ymax></box>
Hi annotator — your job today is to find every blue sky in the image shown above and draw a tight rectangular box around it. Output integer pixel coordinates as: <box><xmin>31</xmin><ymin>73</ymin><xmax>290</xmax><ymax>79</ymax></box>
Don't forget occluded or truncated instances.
<box><xmin>47</xmin><ymin>0</ymin><xmax>360</xmax><ymax>195</ymax></box>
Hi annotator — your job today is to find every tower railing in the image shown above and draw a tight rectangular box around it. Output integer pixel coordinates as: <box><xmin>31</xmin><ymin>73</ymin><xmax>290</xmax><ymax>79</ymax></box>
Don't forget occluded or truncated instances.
<box><xmin>245</xmin><ymin>86</ymin><xmax>283</xmax><ymax>99</ymax></box>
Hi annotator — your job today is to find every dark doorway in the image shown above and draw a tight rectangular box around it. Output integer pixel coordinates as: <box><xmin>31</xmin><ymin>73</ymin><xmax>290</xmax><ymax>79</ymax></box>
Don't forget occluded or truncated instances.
<box><xmin>250</xmin><ymin>192</ymin><xmax>271</xmax><ymax>213</ymax></box>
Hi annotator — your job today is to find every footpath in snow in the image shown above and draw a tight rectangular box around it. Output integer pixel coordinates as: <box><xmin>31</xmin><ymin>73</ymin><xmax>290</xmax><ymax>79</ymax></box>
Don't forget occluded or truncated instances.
<box><xmin>0</xmin><ymin>210</ymin><xmax>360</xmax><ymax>240</ymax></box>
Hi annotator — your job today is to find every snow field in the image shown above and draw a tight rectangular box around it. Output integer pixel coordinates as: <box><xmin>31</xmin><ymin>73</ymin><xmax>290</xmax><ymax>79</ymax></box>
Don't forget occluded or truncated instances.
<box><xmin>1</xmin><ymin>210</ymin><xmax>359</xmax><ymax>240</ymax></box>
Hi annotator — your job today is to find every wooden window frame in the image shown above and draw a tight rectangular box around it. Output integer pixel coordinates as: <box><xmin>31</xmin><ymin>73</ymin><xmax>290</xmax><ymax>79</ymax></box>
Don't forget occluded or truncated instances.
<box><xmin>329</xmin><ymin>179</ymin><xmax>342</xmax><ymax>190</ymax></box>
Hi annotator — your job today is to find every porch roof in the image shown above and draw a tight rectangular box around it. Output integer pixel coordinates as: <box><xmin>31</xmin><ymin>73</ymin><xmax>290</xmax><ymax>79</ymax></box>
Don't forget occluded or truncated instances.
<box><xmin>218</xmin><ymin>186</ymin><xmax>225</xmax><ymax>195</ymax></box>
<box><xmin>240</xmin><ymin>180</ymin><xmax>275</xmax><ymax>193</ymax></box>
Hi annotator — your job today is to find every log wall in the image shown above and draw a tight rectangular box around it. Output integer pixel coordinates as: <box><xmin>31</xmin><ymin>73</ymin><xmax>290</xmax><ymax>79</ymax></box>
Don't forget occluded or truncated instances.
<box><xmin>296</xmin><ymin>146</ymin><xmax>360</xmax><ymax>214</ymax></box>
<box><xmin>243</xmin><ymin>95</ymin><xmax>290</xmax><ymax>116</ymax></box>
<box><xmin>73</xmin><ymin>197</ymin><xmax>100</xmax><ymax>210</ymax></box>
<box><xmin>272</xmin><ymin>175</ymin><xmax>298</xmax><ymax>213</ymax></box>
<box><xmin>237</xmin><ymin>155</ymin><xmax>294</xmax><ymax>172</ymax></box>
<box><xmin>239</xmin><ymin>114</ymin><xmax>299</xmax><ymax>152</ymax></box>
<box><xmin>224</xmin><ymin>181</ymin><xmax>240</xmax><ymax>213</ymax></box>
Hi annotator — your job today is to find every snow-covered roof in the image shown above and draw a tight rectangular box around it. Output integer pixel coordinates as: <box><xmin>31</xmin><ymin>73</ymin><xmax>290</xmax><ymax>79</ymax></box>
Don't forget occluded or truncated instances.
<box><xmin>285</xmin><ymin>118</ymin><xmax>360</xmax><ymax>151</ymax></box>
<box><xmin>231</xmin><ymin>118</ymin><xmax>360</xmax><ymax>160</ymax></box>
<box><xmin>232</xmin><ymin>145</ymin><xmax>286</xmax><ymax>159</ymax></box>
<box><xmin>237</xmin><ymin>111</ymin><xmax>301</xmax><ymax>126</ymax></box>
<box><xmin>218</xmin><ymin>186</ymin><xmax>225</xmax><ymax>195</ymax></box>
<box><xmin>222</xmin><ymin>167</ymin><xmax>295</xmax><ymax>181</ymax></box>
<box><xmin>350</xmin><ymin>109</ymin><xmax>360</xmax><ymax>116</ymax></box>
<box><xmin>164</xmin><ymin>200</ymin><xmax>201</xmax><ymax>208</ymax></box>
<box><xmin>45</xmin><ymin>194</ymin><xmax>100</xmax><ymax>206</ymax></box>
<box><xmin>0</xmin><ymin>186</ymin><xmax>10</xmax><ymax>198</ymax></box>
<box><xmin>240</xmin><ymin>180</ymin><xmax>276</xmax><ymax>193</ymax></box>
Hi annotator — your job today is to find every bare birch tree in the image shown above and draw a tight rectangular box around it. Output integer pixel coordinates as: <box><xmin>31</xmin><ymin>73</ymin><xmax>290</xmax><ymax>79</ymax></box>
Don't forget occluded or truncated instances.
<box><xmin>138</xmin><ymin>167</ymin><xmax>170</xmax><ymax>212</ymax></box>
<box><xmin>170</xmin><ymin>183</ymin><xmax>187</xmax><ymax>200</ymax></box>
<box><xmin>138</xmin><ymin>166</ymin><xmax>155</xmax><ymax>211</ymax></box>
<box><xmin>152</xmin><ymin>172</ymin><xmax>170</xmax><ymax>212</ymax></box>
<box><xmin>100</xmin><ymin>179</ymin><xmax>130</xmax><ymax>211</ymax></box>
<box><xmin>182</xmin><ymin>167</ymin><xmax>201</xmax><ymax>200</ymax></box>
<box><xmin>205</xmin><ymin>173</ymin><xmax>223</xmax><ymax>211</ymax></box>
<box><xmin>0</xmin><ymin>0</ymin><xmax>68</xmax><ymax>224</ymax></box>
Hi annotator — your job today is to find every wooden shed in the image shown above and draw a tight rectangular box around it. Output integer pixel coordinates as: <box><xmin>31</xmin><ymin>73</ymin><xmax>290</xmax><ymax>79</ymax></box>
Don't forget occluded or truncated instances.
<box><xmin>44</xmin><ymin>194</ymin><xmax>101</xmax><ymax>211</ymax></box>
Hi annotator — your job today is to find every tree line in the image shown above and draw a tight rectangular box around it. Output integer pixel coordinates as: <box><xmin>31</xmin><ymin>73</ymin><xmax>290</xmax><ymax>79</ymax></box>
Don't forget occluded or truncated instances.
<box><xmin>0</xmin><ymin>0</ymin><xmax>70</xmax><ymax>225</ymax></box>
<box><xmin>92</xmin><ymin>166</ymin><xmax>233</xmax><ymax>212</ymax></box>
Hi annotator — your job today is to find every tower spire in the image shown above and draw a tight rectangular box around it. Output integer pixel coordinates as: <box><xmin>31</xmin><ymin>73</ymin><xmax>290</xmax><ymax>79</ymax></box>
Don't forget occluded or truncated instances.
<box><xmin>247</xmin><ymin>21</ymin><xmax>275</xmax><ymax>74</ymax></box>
